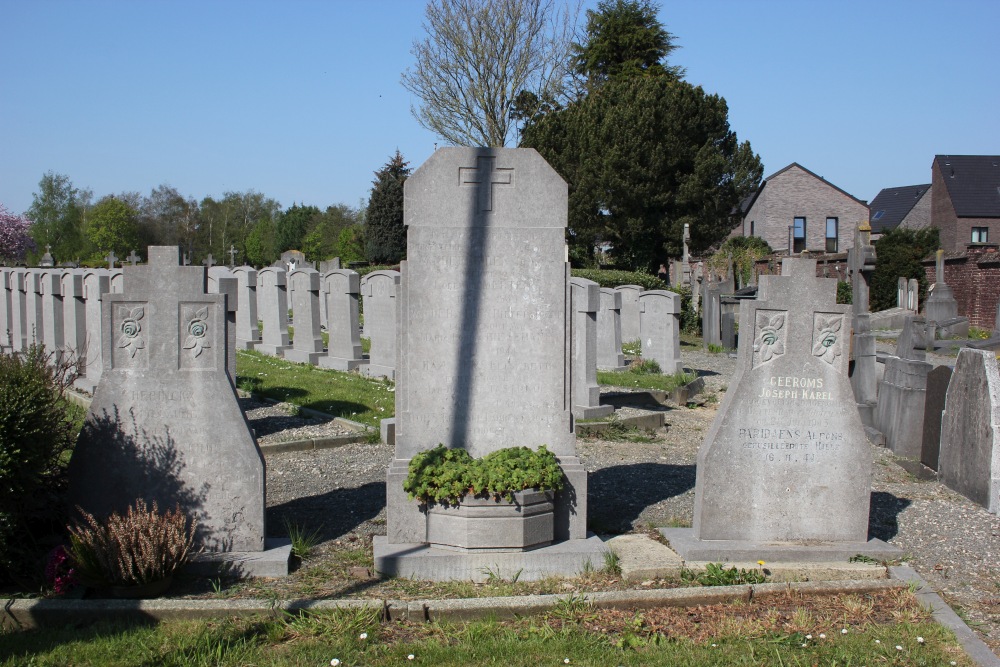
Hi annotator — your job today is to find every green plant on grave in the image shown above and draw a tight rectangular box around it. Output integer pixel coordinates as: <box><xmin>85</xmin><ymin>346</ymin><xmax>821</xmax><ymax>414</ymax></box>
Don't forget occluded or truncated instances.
<box><xmin>67</xmin><ymin>498</ymin><xmax>196</xmax><ymax>587</ymax></box>
<box><xmin>403</xmin><ymin>444</ymin><xmax>564</xmax><ymax>506</ymax></box>
<box><xmin>969</xmin><ymin>326</ymin><xmax>991</xmax><ymax>340</ymax></box>
<box><xmin>621</xmin><ymin>339</ymin><xmax>642</xmax><ymax>356</ymax></box>
<box><xmin>283</xmin><ymin>518</ymin><xmax>323</xmax><ymax>559</ymax></box>
<box><xmin>628</xmin><ymin>358</ymin><xmax>662</xmax><ymax>374</ymax></box>
<box><xmin>682</xmin><ymin>561</ymin><xmax>767</xmax><ymax>586</ymax></box>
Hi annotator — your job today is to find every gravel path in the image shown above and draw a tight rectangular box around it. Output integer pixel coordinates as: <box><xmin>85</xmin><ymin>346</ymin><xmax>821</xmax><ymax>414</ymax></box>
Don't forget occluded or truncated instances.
<box><xmin>259</xmin><ymin>341</ymin><xmax>999</xmax><ymax>652</ymax></box>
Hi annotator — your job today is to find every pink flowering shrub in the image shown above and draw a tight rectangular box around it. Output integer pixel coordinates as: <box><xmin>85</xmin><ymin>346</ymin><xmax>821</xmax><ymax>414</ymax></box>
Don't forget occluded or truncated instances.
<box><xmin>44</xmin><ymin>545</ymin><xmax>78</xmax><ymax>595</ymax></box>
<box><xmin>0</xmin><ymin>202</ymin><xmax>35</xmax><ymax>261</ymax></box>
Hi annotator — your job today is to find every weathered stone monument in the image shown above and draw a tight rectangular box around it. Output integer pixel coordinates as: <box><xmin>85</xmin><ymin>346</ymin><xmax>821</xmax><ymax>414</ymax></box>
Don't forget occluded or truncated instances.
<box><xmin>664</xmin><ymin>258</ymin><xmax>897</xmax><ymax>561</ymax></box>
<box><xmin>0</xmin><ymin>268</ymin><xmax>10</xmax><ymax>352</ymax></box>
<box><xmin>207</xmin><ymin>266</ymin><xmax>239</xmax><ymax>380</ymax></box>
<box><xmin>360</xmin><ymin>270</ymin><xmax>399</xmax><ymax>380</ymax></box>
<box><xmin>846</xmin><ymin>223</ymin><xmax>877</xmax><ymax>423</ymax></box>
<box><xmin>231</xmin><ymin>266</ymin><xmax>261</xmax><ymax>350</ymax></box>
<box><xmin>906</xmin><ymin>278</ymin><xmax>919</xmax><ymax>313</ymax></box>
<box><xmin>284</xmin><ymin>268</ymin><xmax>325</xmax><ymax>365</ymax></box>
<box><xmin>570</xmin><ymin>277</ymin><xmax>614</xmax><ymax>419</ymax></box>
<box><xmin>68</xmin><ymin>247</ymin><xmax>288</xmax><ymax>575</ymax></box>
<box><xmin>938</xmin><ymin>349</ymin><xmax>999</xmax><ymax>513</ymax></box>
<box><xmin>318</xmin><ymin>269</ymin><xmax>365</xmax><ymax>371</ymax></box>
<box><xmin>374</xmin><ymin>148</ymin><xmax>603</xmax><ymax>580</ymax></box>
<box><xmin>7</xmin><ymin>269</ymin><xmax>27</xmax><ymax>353</ymax></box>
<box><xmin>920</xmin><ymin>365</ymin><xmax>953</xmax><ymax>471</ymax></box>
<box><xmin>596</xmin><ymin>287</ymin><xmax>626</xmax><ymax>371</ymax></box>
<box><xmin>616</xmin><ymin>285</ymin><xmax>643</xmax><ymax>343</ymax></box>
<box><xmin>74</xmin><ymin>270</ymin><xmax>111</xmax><ymax>393</ymax></box>
<box><xmin>24</xmin><ymin>270</ymin><xmax>42</xmax><ymax>347</ymax></box>
<box><xmin>38</xmin><ymin>270</ymin><xmax>64</xmax><ymax>357</ymax></box>
<box><xmin>875</xmin><ymin>314</ymin><xmax>933</xmax><ymax>459</ymax></box>
<box><xmin>639</xmin><ymin>290</ymin><xmax>683</xmax><ymax>374</ymax></box>
<box><xmin>924</xmin><ymin>250</ymin><xmax>969</xmax><ymax>338</ymax></box>
<box><xmin>59</xmin><ymin>270</ymin><xmax>86</xmax><ymax>363</ymax></box>
<box><xmin>255</xmin><ymin>267</ymin><xmax>291</xmax><ymax>357</ymax></box>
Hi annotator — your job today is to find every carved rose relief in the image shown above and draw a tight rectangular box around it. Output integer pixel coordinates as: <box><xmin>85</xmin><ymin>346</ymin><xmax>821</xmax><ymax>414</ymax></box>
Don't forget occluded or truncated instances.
<box><xmin>812</xmin><ymin>313</ymin><xmax>844</xmax><ymax>365</ymax></box>
<box><xmin>116</xmin><ymin>306</ymin><xmax>145</xmax><ymax>358</ymax></box>
<box><xmin>183</xmin><ymin>306</ymin><xmax>212</xmax><ymax>358</ymax></box>
<box><xmin>753</xmin><ymin>310</ymin><xmax>786</xmax><ymax>368</ymax></box>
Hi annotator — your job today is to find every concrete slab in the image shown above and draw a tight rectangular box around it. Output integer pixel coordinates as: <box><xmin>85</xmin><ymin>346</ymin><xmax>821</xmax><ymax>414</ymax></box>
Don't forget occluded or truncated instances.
<box><xmin>373</xmin><ymin>534</ymin><xmax>608</xmax><ymax>582</ymax></box>
<box><xmin>660</xmin><ymin>527</ymin><xmax>901</xmax><ymax>563</ymax></box>
<box><xmin>605</xmin><ymin>533</ymin><xmax>682</xmax><ymax>581</ymax></box>
<box><xmin>187</xmin><ymin>538</ymin><xmax>292</xmax><ymax>578</ymax></box>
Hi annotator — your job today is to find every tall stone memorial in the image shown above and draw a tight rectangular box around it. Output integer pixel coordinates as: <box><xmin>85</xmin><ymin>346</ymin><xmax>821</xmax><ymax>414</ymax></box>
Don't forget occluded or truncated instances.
<box><xmin>596</xmin><ymin>287</ymin><xmax>626</xmax><ymax>371</ymax></box>
<box><xmin>664</xmin><ymin>258</ymin><xmax>897</xmax><ymax>561</ymax></box>
<box><xmin>231</xmin><ymin>266</ymin><xmax>261</xmax><ymax>350</ymax></box>
<box><xmin>360</xmin><ymin>270</ymin><xmax>399</xmax><ymax>380</ymax></box>
<box><xmin>318</xmin><ymin>269</ymin><xmax>364</xmax><ymax>371</ymax></box>
<box><xmin>256</xmin><ymin>267</ymin><xmax>291</xmax><ymax>357</ymax></box>
<box><xmin>374</xmin><ymin>148</ymin><xmax>603</xmax><ymax>580</ymax></box>
<box><xmin>0</xmin><ymin>268</ymin><xmax>10</xmax><ymax>352</ymax></box>
<box><xmin>68</xmin><ymin>247</ymin><xmax>287</xmax><ymax>575</ymax></box>
<box><xmin>616</xmin><ymin>285</ymin><xmax>642</xmax><ymax>343</ymax></box>
<box><xmin>570</xmin><ymin>277</ymin><xmax>613</xmax><ymax>419</ymax></box>
<box><xmin>639</xmin><ymin>290</ymin><xmax>683</xmax><ymax>373</ymax></box>
<box><xmin>8</xmin><ymin>269</ymin><xmax>27</xmax><ymax>353</ymax></box>
<box><xmin>284</xmin><ymin>268</ymin><xmax>325</xmax><ymax>365</ymax></box>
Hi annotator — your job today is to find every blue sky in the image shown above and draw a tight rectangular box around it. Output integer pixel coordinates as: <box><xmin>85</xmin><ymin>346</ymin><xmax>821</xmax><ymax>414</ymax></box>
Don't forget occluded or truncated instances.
<box><xmin>2</xmin><ymin>0</ymin><xmax>998</xmax><ymax>217</ymax></box>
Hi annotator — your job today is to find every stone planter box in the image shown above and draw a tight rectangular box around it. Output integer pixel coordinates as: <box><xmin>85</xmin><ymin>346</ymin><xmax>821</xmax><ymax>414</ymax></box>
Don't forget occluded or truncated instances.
<box><xmin>425</xmin><ymin>490</ymin><xmax>554</xmax><ymax>552</ymax></box>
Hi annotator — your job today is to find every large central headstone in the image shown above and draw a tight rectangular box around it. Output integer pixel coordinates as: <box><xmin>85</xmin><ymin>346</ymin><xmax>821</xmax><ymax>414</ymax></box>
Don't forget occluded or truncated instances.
<box><xmin>663</xmin><ymin>258</ymin><xmax>898</xmax><ymax>561</ymax></box>
<box><xmin>375</xmin><ymin>148</ymin><xmax>602</xmax><ymax>581</ymax></box>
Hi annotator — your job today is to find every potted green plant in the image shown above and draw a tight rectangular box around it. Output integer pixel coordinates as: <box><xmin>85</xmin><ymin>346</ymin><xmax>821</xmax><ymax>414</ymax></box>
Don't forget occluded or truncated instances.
<box><xmin>403</xmin><ymin>445</ymin><xmax>564</xmax><ymax>552</ymax></box>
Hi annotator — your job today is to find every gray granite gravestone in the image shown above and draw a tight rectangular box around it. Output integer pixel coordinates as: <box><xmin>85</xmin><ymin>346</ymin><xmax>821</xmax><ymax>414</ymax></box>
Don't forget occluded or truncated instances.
<box><xmin>596</xmin><ymin>287</ymin><xmax>627</xmax><ymax>371</ymax></box>
<box><xmin>0</xmin><ymin>268</ymin><xmax>10</xmax><ymax>351</ymax></box>
<box><xmin>374</xmin><ymin>147</ymin><xmax>603</xmax><ymax>581</ymax></box>
<box><xmin>255</xmin><ymin>267</ymin><xmax>291</xmax><ymax>357</ymax></box>
<box><xmin>896</xmin><ymin>315</ymin><xmax>929</xmax><ymax>361</ymax></box>
<box><xmin>906</xmin><ymin>278</ymin><xmax>919</xmax><ymax>313</ymax></box>
<box><xmin>7</xmin><ymin>269</ymin><xmax>27</xmax><ymax>353</ymax></box>
<box><xmin>639</xmin><ymin>290</ymin><xmax>683</xmax><ymax>374</ymax></box>
<box><xmin>75</xmin><ymin>270</ymin><xmax>111</xmax><ymax>393</ymax></box>
<box><xmin>60</xmin><ymin>270</ymin><xmax>86</xmax><ymax>362</ymax></box>
<box><xmin>360</xmin><ymin>270</ymin><xmax>399</xmax><ymax>380</ymax></box>
<box><xmin>925</xmin><ymin>250</ymin><xmax>959</xmax><ymax>324</ymax></box>
<box><xmin>875</xmin><ymin>314</ymin><xmax>933</xmax><ymax>458</ymax></box>
<box><xmin>284</xmin><ymin>268</ymin><xmax>325</xmax><ymax>365</ymax></box>
<box><xmin>897</xmin><ymin>277</ymin><xmax>907</xmax><ymax>309</ymax></box>
<box><xmin>207</xmin><ymin>266</ymin><xmax>239</xmax><ymax>380</ymax></box>
<box><xmin>318</xmin><ymin>270</ymin><xmax>364</xmax><ymax>371</ymax></box>
<box><xmin>231</xmin><ymin>267</ymin><xmax>261</xmax><ymax>350</ymax></box>
<box><xmin>921</xmin><ymin>365</ymin><xmax>953</xmax><ymax>471</ymax></box>
<box><xmin>847</xmin><ymin>224</ymin><xmax>877</xmax><ymax>422</ymax></box>
<box><xmin>110</xmin><ymin>269</ymin><xmax>123</xmax><ymax>293</ymax></box>
<box><xmin>68</xmin><ymin>247</ymin><xmax>287</xmax><ymax>575</ymax></box>
<box><xmin>616</xmin><ymin>285</ymin><xmax>643</xmax><ymax>343</ymax></box>
<box><xmin>570</xmin><ymin>277</ymin><xmax>613</xmax><ymax>420</ymax></box>
<box><xmin>24</xmin><ymin>270</ymin><xmax>43</xmax><ymax>347</ymax></box>
<box><xmin>663</xmin><ymin>258</ymin><xmax>897</xmax><ymax>562</ymax></box>
<box><xmin>938</xmin><ymin>349</ymin><xmax>1000</xmax><ymax>513</ymax></box>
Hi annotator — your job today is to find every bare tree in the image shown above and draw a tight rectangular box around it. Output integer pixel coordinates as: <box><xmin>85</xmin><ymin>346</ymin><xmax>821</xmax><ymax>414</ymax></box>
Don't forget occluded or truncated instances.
<box><xmin>402</xmin><ymin>0</ymin><xmax>579</xmax><ymax>147</ymax></box>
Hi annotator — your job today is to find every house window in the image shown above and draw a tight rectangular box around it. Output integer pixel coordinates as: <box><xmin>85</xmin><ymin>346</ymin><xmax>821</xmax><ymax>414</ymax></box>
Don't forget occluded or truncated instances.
<box><xmin>792</xmin><ymin>217</ymin><xmax>806</xmax><ymax>253</ymax></box>
<box><xmin>826</xmin><ymin>217</ymin><xmax>838</xmax><ymax>253</ymax></box>
<box><xmin>972</xmin><ymin>227</ymin><xmax>989</xmax><ymax>243</ymax></box>
<box><xmin>750</xmin><ymin>220</ymin><xmax>755</xmax><ymax>236</ymax></box>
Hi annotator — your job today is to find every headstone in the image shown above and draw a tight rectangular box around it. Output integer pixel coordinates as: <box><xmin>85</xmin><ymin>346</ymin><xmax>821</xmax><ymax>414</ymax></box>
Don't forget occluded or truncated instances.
<box><xmin>616</xmin><ymin>285</ymin><xmax>643</xmax><ymax>344</ymax></box>
<box><xmin>596</xmin><ymin>287</ymin><xmax>626</xmax><ymax>371</ymax></box>
<box><xmin>681</xmin><ymin>223</ymin><xmax>692</xmax><ymax>287</ymax></box>
<box><xmin>105</xmin><ymin>251</ymin><xmax>118</xmax><ymax>270</ymax></box>
<box><xmin>126</xmin><ymin>250</ymin><xmax>141</xmax><ymax>266</ymax></box>
<box><xmin>255</xmin><ymin>267</ymin><xmax>291</xmax><ymax>357</ymax></box>
<box><xmin>938</xmin><ymin>349</ymin><xmax>1000</xmax><ymax>513</ymax></box>
<box><xmin>228</xmin><ymin>245</ymin><xmax>238</xmax><ymax>268</ymax></box>
<box><xmin>663</xmin><ymin>258</ymin><xmax>896</xmax><ymax>562</ymax></box>
<box><xmin>360</xmin><ymin>270</ymin><xmax>399</xmax><ymax>380</ymax></box>
<box><xmin>896</xmin><ymin>315</ymin><xmax>929</xmax><ymax>361</ymax></box>
<box><xmin>702</xmin><ymin>280</ymin><xmax>723</xmax><ymax>349</ymax></box>
<box><xmin>24</xmin><ymin>270</ymin><xmax>43</xmax><ymax>346</ymax></box>
<box><xmin>570</xmin><ymin>278</ymin><xmax>613</xmax><ymax>419</ymax></box>
<box><xmin>60</xmin><ymin>270</ymin><xmax>87</xmax><ymax>367</ymax></box>
<box><xmin>720</xmin><ymin>296</ymin><xmax>738</xmax><ymax>350</ymax></box>
<box><xmin>925</xmin><ymin>250</ymin><xmax>959</xmax><ymax>324</ymax></box>
<box><xmin>906</xmin><ymin>279</ymin><xmax>919</xmax><ymax>313</ymax></box>
<box><xmin>283</xmin><ymin>268</ymin><xmax>325</xmax><ymax>365</ymax></box>
<box><xmin>38</xmin><ymin>270</ymin><xmax>65</xmax><ymax>358</ymax></box>
<box><xmin>39</xmin><ymin>244</ymin><xmax>55</xmax><ymax>268</ymax></box>
<box><xmin>875</xmin><ymin>351</ymin><xmax>932</xmax><ymax>459</ymax></box>
<box><xmin>202</xmin><ymin>254</ymin><xmax>216</xmax><ymax>269</ymax></box>
<box><xmin>280</xmin><ymin>250</ymin><xmax>307</xmax><ymax>273</ymax></box>
<box><xmin>7</xmin><ymin>269</ymin><xmax>27</xmax><ymax>353</ymax></box>
<box><xmin>318</xmin><ymin>258</ymin><xmax>342</xmax><ymax>273</ymax></box>
<box><xmin>68</xmin><ymin>247</ymin><xmax>272</xmax><ymax>559</ymax></box>
<box><xmin>231</xmin><ymin>267</ymin><xmax>261</xmax><ymax>350</ymax></box>
<box><xmin>317</xmin><ymin>269</ymin><xmax>364</xmax><ymax>371</ymax></box>
<box><xmin>897</xmin><ymin>277</ymin><xmax>907</xmax><ymax>309</ymax></box>
<box><xmin>850</xmin><ymin>313</ymin><xmax>878</xmax><ymax>425</ymax></box>
<box><xmin>109</xmin><ymin>269</ymin><xmax>123</xmax><ymax>293</ymax></box>
<box><xmin>74</xmin><ymin>269</ymin><xmax>111</xmax><ymax>393</ymax></box>
<box><xmin>920</xmin><ymin>365</ymin><xmax>952</xmax><ymax>471</ymax></box>
<box><xmin>207</xmin><ymin>266</ymin><xmax>239</xmax><ymax>380</ymax></box>
<box><xmin>639</xmin><ymin>290</ymin><xmax>683</xmax><ymax>374</ymax></box>
<box><xmin>375</xmin><ymin>148</ymin><xmax>602</xmax><ymax>581</ymax></box>
<box><xmin>847</xmin><ymin>223</ymin><xmax>875</xmax><ymax>315</ymax></box>
<box><xmin>0</xmin><ymin>268</ymin><xmax>11</xmax><ymax>351</ymax></box>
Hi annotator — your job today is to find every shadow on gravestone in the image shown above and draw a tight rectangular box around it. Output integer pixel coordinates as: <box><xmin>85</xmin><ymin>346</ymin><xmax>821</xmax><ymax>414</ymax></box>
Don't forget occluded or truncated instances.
<box><xmin>587</xmin><ymin>463</ymin><xmax>695</xmax><ymax>533</ymax></box>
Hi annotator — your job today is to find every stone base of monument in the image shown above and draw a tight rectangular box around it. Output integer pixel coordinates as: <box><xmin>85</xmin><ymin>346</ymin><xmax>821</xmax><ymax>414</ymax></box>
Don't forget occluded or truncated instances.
<box><xmin>318</xmin><ymin>355</ymin><xmax>365</xmax><ymax>371</ymax></box>
<box><xmin>573</xmin><ymin>403</ymin><xmax>615</xmax><ymax>420</ymax></box>
<box><xmin>659</xmin><ymin>528</ymin><xmax>901</xmax><ymax>563</ymax></box>
<box><xmin>187</xmin><ymin>538</ymin><xmax>293</xmax><ymax>578</ymax></box>
<box><xmin>868</xmin><ymin>307</ymin><xmax>912</xmax><ymax>330</ymax></box>
<box><xmin>256</xmin><ymin>343</ymin><xmax>290</xmax><ymax>357</ymax></box>
<box><xmin>373</xmin><ymin>534</ymin><xmax>607</xmax><ymax>582</ymax></box>
<box><xmin>597</xmin><ymin>363</ymin><xmax>629</xmax><ymax>372</ymax></box>
<box><xmin>283</xmin><ymin>349</ymin><xmax>324</xmax><ymax>365</ymax></box>
<box><xmin>364</xmin><ymin>364</ymin><xmax>395</xmax><ymax>381</ymax></box>
<box><xmin>237</xmin><ymin>339</ymin><xmax>260</xmax><ymax>351</ymax></box>
<box><xmin>933</xmin><ymin>316</ymin><xmax>969</xmax><ymax>339</ymax></box>
<box><xmin>426</xmin><ymin>490</ymin><xmax>554</xmax><ymax>552</ymax></box>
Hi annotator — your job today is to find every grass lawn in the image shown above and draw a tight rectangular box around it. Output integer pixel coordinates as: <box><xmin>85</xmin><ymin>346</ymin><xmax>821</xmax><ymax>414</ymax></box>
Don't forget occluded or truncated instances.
<box><xmin>0</xmin><ymin>589</ymin><xmax>973</xmax><ymax>666</ymax></box>
<box><xmin>597</xmin><ymin>368</ymin><xmax>698</xmax><ymax>392</ymax></box>
<box><xmin>235</xmin><ymin>349</ymin><xmax>393</xmax><ymax>427</ymax></box>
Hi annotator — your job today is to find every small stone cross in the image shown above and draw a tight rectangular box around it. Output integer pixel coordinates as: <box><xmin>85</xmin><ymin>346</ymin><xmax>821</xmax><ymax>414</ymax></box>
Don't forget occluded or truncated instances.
<box><xmin>203</xmin><ymin>254</ymin><xmax>216</xmax><ymax>269</ymax></box>
<box><xmin>935</xmin><ymin>249</ymin><xmax>945</xmax><ymax>285</ymax></box>
<box><xmin>228</xmin><ymin>245</ymin><xmax>238</xmax><ymax>268</ymax></box>
<box><xmin>105</xmin><ymin>250</ymin><xmax>118</xmax><ymax>269</ymax></box>
<box><xmin>459</xmin><ymin>155</ymin><xmax>513</xmax><ymax>213</ymax></box>
<box><xmin>127</xmin><ymin>250</ymin><xmax>141</xmax><ymax>266</ymax></box>
<box><xmin>45</xmin><ymin>244</ymin><xmax>52</xmax><ymax>254</ymax></box>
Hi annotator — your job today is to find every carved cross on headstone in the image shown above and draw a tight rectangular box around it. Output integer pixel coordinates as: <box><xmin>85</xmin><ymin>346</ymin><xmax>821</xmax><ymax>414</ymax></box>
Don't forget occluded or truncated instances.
<box><xmin>127</xmin><ymin>250</ymin><xmax>141</xmax><ymax>266</ymax></box>
<box><xmin>459</xmin><ymin>155</ymin><xmax>513</xmax><ymax>213</ymax></box>
<box><xmin>228</xmin><ymin>245</ymin><xmax>237</xmax><ymax>268</ymax></box>
<box><xmin>105</xmin><ymin>250</ymin><xmax>118</xmax><ymax>269</ymax></box>
<box><xmin>45</xmin><ymin>244</ymin><xmax>52</xmax><ymax>254</ymax></box>
<box><xmin>203</xmin><ymin>254</ymin><xmax>216</xmax><ymax>269</ymax></box>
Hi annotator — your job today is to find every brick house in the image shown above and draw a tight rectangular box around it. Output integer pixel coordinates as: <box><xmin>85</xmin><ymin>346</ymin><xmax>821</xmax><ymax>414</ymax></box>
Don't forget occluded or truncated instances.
<box><xmin>868</xmin><ymin>184</ymin><xmax>931</xmax><ymax>240</ymax></box>
<box><xmin>931</xmin><ymin>155</ymin><xmax>1000</xmax><ymax>252</ymax></box>
<box><xmin>736</xmin><ymin>163</ymin><xmax>869</xmax><ymax>254</ymax></box>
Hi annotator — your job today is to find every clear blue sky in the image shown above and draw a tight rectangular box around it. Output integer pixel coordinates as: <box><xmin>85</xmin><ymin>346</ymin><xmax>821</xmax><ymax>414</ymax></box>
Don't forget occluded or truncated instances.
<box><xmin>3</xmin><ymin>0</ymin><xmax>998</xmax><ymax>217</ymax></box>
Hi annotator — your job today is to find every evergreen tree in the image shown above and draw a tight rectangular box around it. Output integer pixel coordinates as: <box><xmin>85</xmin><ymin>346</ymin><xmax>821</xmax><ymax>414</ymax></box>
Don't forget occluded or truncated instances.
<box><xmin>871</xmin><ymin>227</ymin><xmax>939</xmax><ymax>312</ymax></box>
<box><xmin>276</xmin><ymin>203</ymin><xmax>322</xmax><ymax>253</ymax></box>
<box><xmin>365</xmin><ymin>151</ymin><xmax>410</xmax><ymax>264</ymax></box>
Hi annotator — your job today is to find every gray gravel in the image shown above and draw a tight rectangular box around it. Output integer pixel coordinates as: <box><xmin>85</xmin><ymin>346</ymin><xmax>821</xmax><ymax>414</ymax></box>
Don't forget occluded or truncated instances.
<box><xmin>262</xmin><ymin>342</ymin><xmax>999</xmax><ymax>652</ymax></box>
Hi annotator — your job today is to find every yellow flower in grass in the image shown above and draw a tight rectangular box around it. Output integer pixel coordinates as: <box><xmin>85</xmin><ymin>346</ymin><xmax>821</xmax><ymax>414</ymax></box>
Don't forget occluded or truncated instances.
<box><xmin>757</xmin><ymin>560</ymin><xmax>765</xmax><ymax>566</ymax></box>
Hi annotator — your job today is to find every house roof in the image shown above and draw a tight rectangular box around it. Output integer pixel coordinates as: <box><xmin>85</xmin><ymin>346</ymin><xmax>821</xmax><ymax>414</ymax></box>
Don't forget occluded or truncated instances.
<box><xmin>740</xmin><ymin>162</ymin><xmax>868</xmax><ymax>218</ymax></box>
<box><xmin>934</xmin><ymin>155</ymin><xmax>1000</xmax><ymax>217</ymax></box>
<box><xmin>868</xmin><ymin>184</ymin><xmax>930</xmax><ymax>233</ymax></box>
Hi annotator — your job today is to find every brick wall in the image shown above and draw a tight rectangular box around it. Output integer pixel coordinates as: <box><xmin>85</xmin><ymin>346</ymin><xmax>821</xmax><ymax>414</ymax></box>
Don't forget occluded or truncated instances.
<box><xmin>922</xmin><ymin>246</ymin><xmax>1000</xmax><ymax>329</ymax></box>
<box><xmin>743</xmin><ymin>165</ymin><xmax>869</xmax><ymax>254</ymax></box>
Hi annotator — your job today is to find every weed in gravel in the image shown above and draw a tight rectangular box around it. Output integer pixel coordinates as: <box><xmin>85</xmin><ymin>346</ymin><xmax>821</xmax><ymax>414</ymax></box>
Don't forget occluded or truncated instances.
<box><xmin>602</xmin><ymin>550</ymin><xmax>621</xmax><ymax>576</ymax></box>
<box><xmin>283</xmin><ymin>519</ymin><xmax>323</xmax><ymax>559</ymax></box>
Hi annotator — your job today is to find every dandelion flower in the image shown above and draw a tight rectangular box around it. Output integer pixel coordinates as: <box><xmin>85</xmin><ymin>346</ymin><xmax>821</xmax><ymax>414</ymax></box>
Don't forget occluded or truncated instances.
<box><xmin>330</xmin><ymin>660</ymin><xmax>340</xmax><ymax>667</ymax></box>
<box><xmin>757</xmin><ymin>560</ymin><xmax>765</xmax><ymax>566</ymax></box>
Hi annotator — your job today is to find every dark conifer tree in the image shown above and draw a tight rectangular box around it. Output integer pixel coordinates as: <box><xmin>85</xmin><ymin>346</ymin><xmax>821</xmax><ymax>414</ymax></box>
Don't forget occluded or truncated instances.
<box><xmin>365</xmin><ymin>150</ymin><xmax>410</xmax><ymax>264</ymax></box>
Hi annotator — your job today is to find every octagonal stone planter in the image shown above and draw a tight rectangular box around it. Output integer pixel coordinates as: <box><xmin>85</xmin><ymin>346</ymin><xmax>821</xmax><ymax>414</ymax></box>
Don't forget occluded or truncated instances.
<box><xmin>425</xmin><ymin>490</ymin><xmax>554</xmax><ymax>552</ymax></box>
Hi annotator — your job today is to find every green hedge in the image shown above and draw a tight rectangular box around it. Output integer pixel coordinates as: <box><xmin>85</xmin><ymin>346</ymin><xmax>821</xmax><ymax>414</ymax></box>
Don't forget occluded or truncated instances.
<box><xmin>570</xmin><ymin>268</ymin><xmax>668</xmax><ymax>291</ymax></box>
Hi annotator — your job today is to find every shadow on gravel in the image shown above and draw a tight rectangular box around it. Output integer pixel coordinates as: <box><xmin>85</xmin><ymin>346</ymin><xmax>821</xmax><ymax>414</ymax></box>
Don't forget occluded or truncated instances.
<box><xmin>693</xmin><ymin>369</ymin><xmax>720</xmax><ymax>378</ymax></box>
<box><xmin>588</xmin><ymin>463</ymin><xmax>696</xmax><ymax>533</ymax></box>
<box><xmin>268</xmin><ymin>481</ymin><xmax>385</xmax><ymax>542</ymax></box>
<box><xmin>868</xmin><ymin>490</ymin><xmax>912</xmax><ymax>542</ymax></box>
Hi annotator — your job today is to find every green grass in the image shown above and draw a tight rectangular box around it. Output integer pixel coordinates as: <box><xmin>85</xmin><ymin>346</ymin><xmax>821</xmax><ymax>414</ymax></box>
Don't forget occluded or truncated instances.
<box><xmin>598</xmin><ymin>368</ymin><xmax>697</xmax><ymax>392</ymax></box>
<box><xmin>0</xmin><ymin>610</ymin><xmax>972</xmax><ymax>666</ymax></box>
<box><xmin>235</xmin><ymin>349</ymin><xmax>393</xmax><ymax>426</ymax></box>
